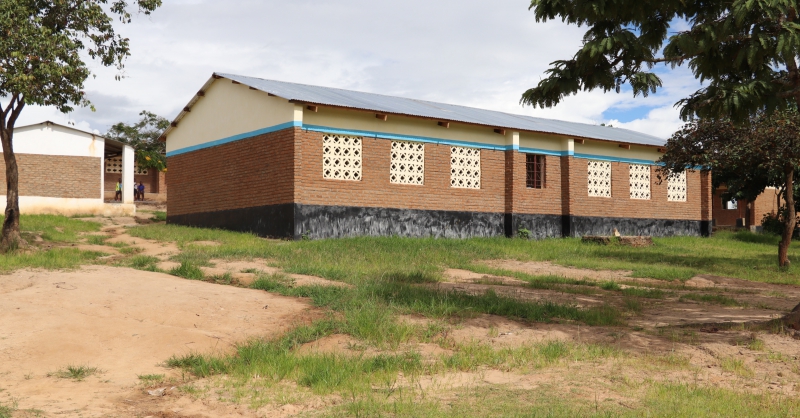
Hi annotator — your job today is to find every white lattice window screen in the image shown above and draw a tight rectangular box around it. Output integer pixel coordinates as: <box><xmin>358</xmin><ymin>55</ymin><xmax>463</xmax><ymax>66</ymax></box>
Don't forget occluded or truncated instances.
<box><xmin>450</xmin><ymin>147</ymin><xmax>481</xmax><ymax>189</ymax></box>
<box><xmin>105</xmin><ymin>157</ymin><xmax>148</xmax><ymax>175</ymax></box>
<box><xmin>629</xmin><ymin>164</ymin><xmax>651</xmax><ymax>200</ymax></box>
<box><xmin>667</xmin><ymin>171</ymin><xmax>687</xmax><ymax>202</ymax></box>
<box><xmin>390</xmin><ymin>141</ymin><xmax>424</xmax><ymax>185</ymax></box>
<box><xmin>587</xmin><ymin>160</ymin><xmax>612</xmax><ymax>197</ymax></box>
<box><xmin>322</xmin><ymin>135</ymin><xmax>362</xmax><ymax>181</ymax></box>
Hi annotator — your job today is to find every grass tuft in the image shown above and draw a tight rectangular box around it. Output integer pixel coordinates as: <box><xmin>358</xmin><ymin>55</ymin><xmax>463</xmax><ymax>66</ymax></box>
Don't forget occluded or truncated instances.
<box><xmin>49</xmin><ymin>365</ymin><xmax>100</xmax><ymax>381</ymax></box>
<box><xmin>169</xmin><ymin>262</ymin><xmax>204</xmax><ymax>280</ymax></box>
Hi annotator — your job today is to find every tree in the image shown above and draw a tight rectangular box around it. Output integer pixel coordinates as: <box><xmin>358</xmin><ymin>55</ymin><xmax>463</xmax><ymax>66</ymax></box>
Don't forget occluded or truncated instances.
<box><xmin>659</xmin><ymin>110</ymin><xmax>800</xmax><ymax>243</ymax></box>
<box><xmin>522</xmin><ymin>0</ymin><xmax>800</xmax><ymax>267</ymax></box>
<box><xmin>105</xmin><ymin>110</ymin><xmax>169</xmax><ymax>172</ymax></box>
<box><xmin>0</xmin><ymin>0</ymin><xmax>162</xmax><ymax>250</ymax></box>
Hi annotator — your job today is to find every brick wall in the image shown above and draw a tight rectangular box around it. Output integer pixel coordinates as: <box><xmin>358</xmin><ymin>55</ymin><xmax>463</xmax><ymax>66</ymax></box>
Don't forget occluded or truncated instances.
<box><xmin>506</xmin><ymin>152</ymin><xmax>563</xmax><ymax>215</ymax></box>
<box><xmin>293</xmin><ymin>129</ymin><xmax>506</xmax><ymax>213</ymax></box>
<box><xmin>713</xmin><ymin>187</ymin><xmax>780</xmax><ymax>227</ymax></box>
<box><xmin>0</xmin><ymin>154</ymin><xmax>100</xmax><ymax>199</ymax></box>
<box><xmin>566</xmin><ymin>159</ymin><xmax>707</xmax><ymax>220</ymax></box>
<box><xmin>168</xmin><ymin>128</ymin><xmax>294</xmax><ymax>216</ymax></box>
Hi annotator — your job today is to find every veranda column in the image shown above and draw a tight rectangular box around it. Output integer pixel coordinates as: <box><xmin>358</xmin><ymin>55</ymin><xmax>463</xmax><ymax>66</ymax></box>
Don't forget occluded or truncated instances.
<box><xmin>122</xmin><ymin>145</ymin><xmax>135</xmax><ymax>204</ymax></box>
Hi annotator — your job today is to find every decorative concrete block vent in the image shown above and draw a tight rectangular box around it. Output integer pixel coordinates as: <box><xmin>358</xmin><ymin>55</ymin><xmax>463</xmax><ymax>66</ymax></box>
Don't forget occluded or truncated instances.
<box><xmin>322</xmin><ymin>134</ymin><xmax>362</xmax><ymax>181</ymax></box>
<box><xmin>668</xmin><ymin>170</ymin><xmax>687</xmax><ymax>202</ymax></box>
<box><xmin>587</xmin><ymin>160</ymin><xmax>611</xmax><ymax>197</ymax></box>
<box><xmin>629</xmin><ymin>164</ymin><xmax>651</xmax><ymax>200</ymax></box>
<box><xmin>105</xmin><ymin>156</ymin><xmax>148</xmax><ymax>175</ymax></box>
<box><xmin>450</xmin><ymin>146</ymin><xmax>481</xmax><ymax>189</ymax></box>
<box><xmin>390</xmin><ymin>141</ymin><xmax>424</xmax><ymax>185</ymax></box>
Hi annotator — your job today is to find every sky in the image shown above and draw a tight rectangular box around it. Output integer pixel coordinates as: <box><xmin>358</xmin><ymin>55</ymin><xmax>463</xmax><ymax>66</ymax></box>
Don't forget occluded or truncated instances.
<box><xmin>15</xmin><ymin>0</ymin><xmax>700</xmax><ymax>139</ymax></box>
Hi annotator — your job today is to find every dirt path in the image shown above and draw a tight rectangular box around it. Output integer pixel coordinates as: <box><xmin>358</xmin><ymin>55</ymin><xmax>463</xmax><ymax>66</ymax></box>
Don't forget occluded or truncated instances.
<box><xmin>0</xmin><ymin>266</ymin><xmax>313</xmax><ymax>417</ymax></box>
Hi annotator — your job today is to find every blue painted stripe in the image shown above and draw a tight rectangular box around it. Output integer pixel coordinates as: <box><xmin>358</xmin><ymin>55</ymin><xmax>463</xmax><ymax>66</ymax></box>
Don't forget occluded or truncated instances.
<box><xmin>167</xmin><ymin>122</ymin><xmax>662</xmax><ymax>166</ymax></box>
<box><xmin>303</xmin><ymin>124</ymin><xmax>509</xmax><ymax>151</ymax></box>
<box><xmin>166</xmin><ymin>121</ymin><xmax>301</xmax><ymax>157</ymax></box>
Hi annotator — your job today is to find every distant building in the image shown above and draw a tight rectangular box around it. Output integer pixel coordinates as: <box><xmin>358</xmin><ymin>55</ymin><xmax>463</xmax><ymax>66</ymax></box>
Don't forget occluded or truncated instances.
<box><xmin>2</xmin><ymin>121</ymin><xmax>136</xmax><ymax>216</ymax></box>
<box><xmin>161</xmin><ymin>73</ymin><xmax>712</xmax><ymax>240</ymax></box>
<box><xmin>713</xmin><ymin>186</ymin><xmax>780</xmax><ymax>229</ymax></box>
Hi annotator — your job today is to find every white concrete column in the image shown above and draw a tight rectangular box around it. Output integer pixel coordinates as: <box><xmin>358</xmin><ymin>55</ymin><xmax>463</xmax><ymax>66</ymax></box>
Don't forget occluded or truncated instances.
<box><xmin>506</xmin><ymin>131</ymin><xmax>520</xmax><ymax>151</ymax></box>
<box><xmin>98</xmin><ymin>137</ymin><xmax>105</xmax><ymax>202</ymax></box>
<box><xmin>562</xmin><ymin>138</ymin><xmax>575</xmax><ymax>156</ymax></box>
<box><xmin>121</xmin><ymin>145</ymin><xmax>135</xmax><ymax>204</ymax></box>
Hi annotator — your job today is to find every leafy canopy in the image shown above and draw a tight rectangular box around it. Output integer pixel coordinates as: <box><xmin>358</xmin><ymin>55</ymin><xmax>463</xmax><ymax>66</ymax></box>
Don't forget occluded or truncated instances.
<box><xmin>0</xmin><ymin>0</ymin><xmax>162</xmax><ymax>126</ymax></box>
<box><xmin>659</xmin><ymin>110</ymin><xmax>800</xmax><ymax>204</ymax></box>
<box><xmin>105</xmin><ymin>110</ymin><xmax>169</xmax><ymax>171</ymax></box>
<box><xmin>523</xmin><ymin>0</ymin><xmax>800</xmax><ymax>120</ymax></box>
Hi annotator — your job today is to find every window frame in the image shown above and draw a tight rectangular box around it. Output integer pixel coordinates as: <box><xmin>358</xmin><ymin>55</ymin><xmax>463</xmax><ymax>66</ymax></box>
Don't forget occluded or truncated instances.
<box><xmin>525</xmin><ymin>154</ymin><xmax>545</xmax><ymax>189</ymax></box>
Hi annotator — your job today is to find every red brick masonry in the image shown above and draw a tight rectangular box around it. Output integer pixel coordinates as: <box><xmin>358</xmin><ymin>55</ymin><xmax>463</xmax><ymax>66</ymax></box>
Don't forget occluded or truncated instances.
<box><xmin>0</xmin><ymin>154</ymin><xmax>101</xmax><ymax>199</ymax></box>
<box><xmin>168</xmin><ymin>127</ymin><xmax>712</xmax><ymax>238</ymax></box>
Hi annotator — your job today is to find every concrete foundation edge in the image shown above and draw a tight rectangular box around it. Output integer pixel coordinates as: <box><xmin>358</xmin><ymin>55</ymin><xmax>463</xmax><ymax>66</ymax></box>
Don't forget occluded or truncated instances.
<box><xmin>168</xmin><ymin>204</ymin><xmax>709</xmax><ymax>239</ymax></box>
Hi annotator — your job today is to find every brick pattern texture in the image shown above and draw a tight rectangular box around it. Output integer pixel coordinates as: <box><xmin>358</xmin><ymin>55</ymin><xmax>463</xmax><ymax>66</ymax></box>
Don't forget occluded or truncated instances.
<box><xmin>168</xmin><ymin>129</ymin><xmax>294</xmax><ymax>216</ymax></box>
<box><xmin>505</xmin><ymin>152</ymin><xmax>563</xmax><ymax>215</ymax></box>
<box><xmin>294</xmin><ymin>129</ymin><xmax>505</xmax><ymax>213</ymax></box>
<box><xmin>168</xmin><ymin>127</ymin><xmax>712</xmax><ymax>224</ymax></box>
<box><xmin>0</xmin><ymin>154</ymin><xmax>100</xmax><ymax>199</ymax></box>
<box><xmin>564</xmin><ymin>159</ymin><xmax>708</xmax><ymax>221</ymax></box>
<box><xmin>713</xmin><ymin>187</ymin><xmax>779</xmax><ymax>227</ymax></box>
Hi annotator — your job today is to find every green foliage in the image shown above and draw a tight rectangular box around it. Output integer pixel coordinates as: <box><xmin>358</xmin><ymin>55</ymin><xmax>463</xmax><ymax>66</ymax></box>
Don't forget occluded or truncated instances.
<box><xmin>105</xmin><ymin>110</ymin><xmax>170</xmax><ymax>171</ymax></box>
<box><xmin>0</xmin><ymin>1</ymin><xmax>162</xmax><ymax>117</ymax></box>
<box><xmin>153</xmin><ymin>211</ymin><xmax>167</xmax><ymax>222</ymax></box>
<box><xmin>516</xmin><ymin>228</ymin><xmax>532</xmax><ymax>239</ymax></box>
<box><xmin>169</xmin><ymin>262</ymin><xmax>204</xmax><ymax>280</ymax></box>
<box><xmin>524</xmin><ymin>1</ymin><xmax>800</xmax><ymax>122</ymax></box>
<box><xmin>658</xmin><ymin>111</ymin><xmax>800</xmax><ymax>265</ymax></box>
<box><xmin>128</xmin><ymin>224</ymin><xmax>800</xmax><ymax>285</ymax></box>
<box><xmin>49</xmin><ymin>365</ymin><xmax>100</xmax><ymax>381</ymax></box>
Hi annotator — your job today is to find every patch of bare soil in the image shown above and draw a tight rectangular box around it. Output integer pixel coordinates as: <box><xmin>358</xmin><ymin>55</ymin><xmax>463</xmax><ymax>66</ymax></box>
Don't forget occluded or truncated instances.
<box><xmin>484</xmin><ymin>259</ymin><xmax>633</xmax><ymax>281</ymax></box>
<box><xmin>104</xmin><ymin>231</ymin><xmax>180</xmax><ymax>260</ymax></box>
<box><xmin>0</xmin><ymin>266</ymin><xmax>314</xmax><ymax>417</ymax></box>
<box><xmin>208</xmin><ymin>259</ymin><xmax>352</xmax><ymax>288</ymax></box>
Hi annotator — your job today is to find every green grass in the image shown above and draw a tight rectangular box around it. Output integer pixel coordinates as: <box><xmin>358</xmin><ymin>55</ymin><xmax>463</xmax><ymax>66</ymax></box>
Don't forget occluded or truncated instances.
<box><xmin>0</xmin><ymin>401</ymin><xmax>13</xmax><ymax>418</ymax></box>
<box><xmin>48</xmin><ymin>365</ymin><xmax>100</xmax><ymax>381</ymax></box>
<box><xmin>85</xmin><ymin>235</ymin><xmax>109</xmax><ymax>245</ymax></box>
<box><xmin>719</xmin><ymin>357</ymin><xmax>754</xmax><ymax>377</ymax></box>
<box><xmin>680</xmin><ymin>293</ymin><xmax>744</xmax><ymax>306</ymax></box>
<box><xmin>169</xmin><ymin>261</ymin><xmax>204</xmax><ymax>280</ymax></box>
<box><xmin>153</xmin><ymin>211</ymin><xmax>167</xmax><ymax>222</ymax></box>
<box><xmin>329</xmin><ymin>383</ymin><xmax>800</xmax><ymax>418</ymax></box>
<box><xmin>127</xmin><ymin>225</ymin><xmax>800</xmax><ymax>285</ymax></box>
<box><xmin>16</xmin><ymin>214</ymin><xmax>101</xmax><ymax>242</ymax></box>
<box><xmin>252</xmin><ymin>273</ymin><xmax>623</xmax><ymax>327</ymax></box>
<box><xmin>126</xmin><ymin>255</ymin><xmax>161</xmax><ymax>271</ymax></box>
<box><xmin>138</xmin><ymin>373</ymin><xmax>166</xmax><ymax>385</ymax></box>
<box><xmin>0</xmin><ymin>247</ymin><xmax>105</xmax><ymax>273</ymax></box>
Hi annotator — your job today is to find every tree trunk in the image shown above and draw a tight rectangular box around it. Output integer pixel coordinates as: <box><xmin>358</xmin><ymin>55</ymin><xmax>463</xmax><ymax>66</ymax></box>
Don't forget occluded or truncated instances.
<box><xmin>778</xmin><ymin>167</ymin><xmax>796</xmax><ymax>267</ymax></box>
<box><xmin>0</xmin><ymin>127</ymin><xmax>22</xmax><ymax>251</ymax></box>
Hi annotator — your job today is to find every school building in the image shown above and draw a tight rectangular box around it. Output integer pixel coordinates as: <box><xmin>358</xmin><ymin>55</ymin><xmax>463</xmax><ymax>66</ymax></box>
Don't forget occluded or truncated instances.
<box><xmin>713</xmin><ymin>186</ymin><xmax>780</xmax><ymax>229</ymax></box>
<box><xmin>161</xmin><ymin>73</ymin><xmax>712</xmax><ymax>240</ymax></box>
<box><xmin>2</xmin><ymin>121</ymin><xmax>137</xmax><ymax>216</ymax></box>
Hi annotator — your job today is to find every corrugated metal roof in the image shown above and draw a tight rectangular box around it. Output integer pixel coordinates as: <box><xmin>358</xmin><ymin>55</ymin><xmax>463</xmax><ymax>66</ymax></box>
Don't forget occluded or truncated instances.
<box><xmin>218</xmin><ymin>73</ymin><xmax>666</xmax><ymax>147</ymax></box>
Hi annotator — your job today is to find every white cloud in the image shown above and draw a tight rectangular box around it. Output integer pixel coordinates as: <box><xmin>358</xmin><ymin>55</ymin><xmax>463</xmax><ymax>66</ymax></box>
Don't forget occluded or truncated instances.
<box><xmin>10</xmin><ymin>0</ymin><xmax>700</xmax><ymax>140</ymax></box>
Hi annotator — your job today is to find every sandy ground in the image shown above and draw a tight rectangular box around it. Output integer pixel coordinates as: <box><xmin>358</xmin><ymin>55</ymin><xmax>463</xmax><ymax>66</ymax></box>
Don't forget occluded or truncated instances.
<box><xmin>0</xmin><ymin>266</ymin><xmax>314</xmax><ymax>417</ymax></box>
<box><xmin>4</xmin><ymin>220</ymin><xmax>800</xmax><ymax>416</ymax></box>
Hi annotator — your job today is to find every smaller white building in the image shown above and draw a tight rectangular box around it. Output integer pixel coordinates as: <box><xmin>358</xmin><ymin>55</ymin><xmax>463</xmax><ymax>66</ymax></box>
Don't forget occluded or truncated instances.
<box><xmin>0</xmin><ymin>121</ymin><xmax>136</xmax><ymax>216</ymax></box>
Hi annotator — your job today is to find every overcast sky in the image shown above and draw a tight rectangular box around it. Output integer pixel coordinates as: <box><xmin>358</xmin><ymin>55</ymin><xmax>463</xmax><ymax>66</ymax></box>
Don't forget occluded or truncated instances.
<box><xmin>16</xmin><ymin>0</ymin><xmax>700</xmax><ymax>139</ymax></box>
